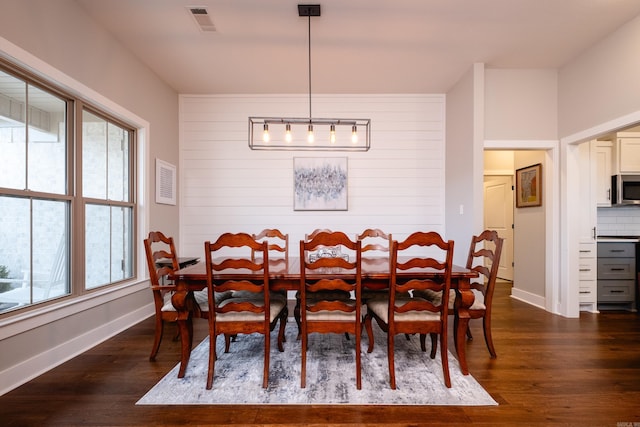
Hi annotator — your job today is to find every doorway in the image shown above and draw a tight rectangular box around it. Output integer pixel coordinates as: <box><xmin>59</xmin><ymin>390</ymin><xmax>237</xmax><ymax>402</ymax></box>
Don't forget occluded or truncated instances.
<box><xmin>484</xmin><ymin>175</ymin><xmax>514</xmax><ymax>281</ymax></box>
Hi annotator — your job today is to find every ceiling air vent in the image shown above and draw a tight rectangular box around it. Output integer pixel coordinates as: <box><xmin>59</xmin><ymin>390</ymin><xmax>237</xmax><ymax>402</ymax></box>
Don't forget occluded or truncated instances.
<box><xmin>188</xmin><ymin>7</ymin><xmax>216</xmax><ymax>32</ymax></box>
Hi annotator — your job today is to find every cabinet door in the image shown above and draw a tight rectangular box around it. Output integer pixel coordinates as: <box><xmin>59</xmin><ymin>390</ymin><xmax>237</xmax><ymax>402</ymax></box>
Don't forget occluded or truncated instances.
<box><xmin>579</xmin><ymin>142</ymin><xmax>596</xmax><ymax>241</ymax></box>
<box><xmin>618</xmin><ymin>138</ymin><xmax>640</xmax><ymax>173</ymax></box>
<box><xmin>594</xmin><ymin>143</ymin><xmax>612</xmax><ymax>207</ymax></box>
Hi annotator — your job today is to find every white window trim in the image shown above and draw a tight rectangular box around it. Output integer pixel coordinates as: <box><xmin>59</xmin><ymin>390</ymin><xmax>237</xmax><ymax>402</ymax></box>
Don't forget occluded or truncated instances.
<box><xmin>0</xmin><ymin>36</ymin><xmax>150</xmax><ymax>334</ymax></box>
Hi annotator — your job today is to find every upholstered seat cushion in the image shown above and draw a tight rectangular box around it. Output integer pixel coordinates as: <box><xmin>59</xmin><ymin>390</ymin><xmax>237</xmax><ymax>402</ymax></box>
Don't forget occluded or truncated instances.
<box><xmin>161</xmin><ymin>290</ymin><xmax>211</xmax><ymax>312</ymax></box>
<box><xmin>232</xmin><ymin>290</ymin><xmax>287</xmax><ymax>303</ymax></box>
<box><xmin>160</xmin><ymin>289</ymin><xmax>235</xmax><ymax>312</ymax></box>
<box><xmin>366</xmin><ymin>296</ymin><xmax>442</xmax><ymax>323</ymax></box>
<box><xmin>413</xmin><ymin>288</ymin><xmax>486</xmax><ymax>311</ymax></box>
<box><xmin>215</xmin><ymin>296</ymin><xmax>286</xmax><ymax>323</ymax></box>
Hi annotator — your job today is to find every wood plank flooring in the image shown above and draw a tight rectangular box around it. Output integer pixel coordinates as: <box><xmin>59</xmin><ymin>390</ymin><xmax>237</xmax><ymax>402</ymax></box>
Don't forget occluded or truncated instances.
<box><xmin>1</xmin><ymin>283</ymin><xmax>640</xmax><ymax>426</ymax></box>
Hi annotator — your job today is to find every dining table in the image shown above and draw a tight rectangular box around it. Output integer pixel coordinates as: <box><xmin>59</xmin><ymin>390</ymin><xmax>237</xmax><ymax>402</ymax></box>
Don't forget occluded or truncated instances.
<box><xmin>169</xmin><ymin>256</ymin><xmax>479</xmax><ymax>379</ymax></box>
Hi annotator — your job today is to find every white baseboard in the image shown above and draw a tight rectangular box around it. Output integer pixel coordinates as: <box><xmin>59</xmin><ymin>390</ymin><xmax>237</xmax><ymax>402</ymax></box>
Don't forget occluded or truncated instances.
<box><xmin>0</xmin><ymin>303</ymin><xmax>153</xmax><ymax>397</ymax></box>
<box><xmin>510</xmin><ymin>287</ymin><xmax>546</xmax><ymax>310</ymax></box>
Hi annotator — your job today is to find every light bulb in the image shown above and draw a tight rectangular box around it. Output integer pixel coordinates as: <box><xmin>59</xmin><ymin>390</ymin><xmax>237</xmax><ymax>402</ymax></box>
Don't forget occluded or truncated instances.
<box><xmin>307</xmin><ymin>124</ymin><xmax>314</xmax><ymax>143</ymax></box>
<box><xmin>285</xmin><ymin>123</ymin><xmax>292</xmax><ymax>143</ymax></box>
<box><xmin>330</xmin><ymin>124</ymin><xmax>336</xmax><ymax>144</ymax></box>
<box><xmin>351</xmin><ymin>125</ymin><xmax>358</xmax><ymax>144</ymax></box>
<box><xmin>262</xmin><ymin>124</ymin><xmax>270</xmax><ymax>143</ymax></box>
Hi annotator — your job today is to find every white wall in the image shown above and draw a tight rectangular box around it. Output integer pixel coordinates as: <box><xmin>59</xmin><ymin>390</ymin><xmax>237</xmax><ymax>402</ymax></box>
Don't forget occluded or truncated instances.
<box><xmin>0</xmin><ymin>0</ymin><xmax>178</xmax><ymax>395</ymax></box>
<box><xmin>179</xmin><ymin>94</ymin><xmax>448</xmax><ymax>256</ymax></box>
<box><xmin>445</xmin><ymin>64</ymin><xmax>485</xmax><ymax>265</ymax></box>
<box><xmin>512</xmin><ymin>151</ymin><xmax>547</xmax><ymax>301</ymax></box>
<box><xmin>485</xmin><ymin>69</ymin><xmax>558</xmax><ymax>140</ymax></box>
<box><xmin>559</xmin><ymin>14</ymin><xmax>640</xmax><ymax>138</ymax></box>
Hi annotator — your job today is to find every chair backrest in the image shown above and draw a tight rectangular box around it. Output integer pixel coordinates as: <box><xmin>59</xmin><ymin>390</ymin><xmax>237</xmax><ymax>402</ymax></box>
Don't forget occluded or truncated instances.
<box><xmin>466</xmin><ymin>229</ymin><xmax>504</xmax><ymax>311</ymax></box>
<box><xmin>144</xmin><ymin>231</ymin><xmax>180</xmax><ymax>289</ymax></box>
<box><xmin>390</xmin><ymin>231</ymin><xmax>454</xmax><ymax>322</ymax></box>
<box><xmin>299</xmin><ymin>230</ymin><xmax>362</xmax><ymax>315</ymax></box>
<box><xmin>356</xmin><ymin>228</ymin><xmax>391</xmax><ymax>254</ymax></box>
<box><xmin>251</xmin><ymin>229</ymin><xmax>288</xmax><ymax>263</ymax></box>
<box><xmin>205</xmin><ymin>232</ymin><xmax>270</xmax><ymax>322</ymax></box>
<box><xmin>305</xmin><ymin>228</ymin><xmax>333</xmax><ymax>241</ymax></box>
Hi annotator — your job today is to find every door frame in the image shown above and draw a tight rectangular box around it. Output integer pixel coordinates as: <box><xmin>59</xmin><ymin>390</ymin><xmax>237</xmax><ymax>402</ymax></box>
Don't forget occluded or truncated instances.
<box><xmin>484</xmin><ymin>140</ymin><xmax>560</xmax><ymax>316</ymax></box>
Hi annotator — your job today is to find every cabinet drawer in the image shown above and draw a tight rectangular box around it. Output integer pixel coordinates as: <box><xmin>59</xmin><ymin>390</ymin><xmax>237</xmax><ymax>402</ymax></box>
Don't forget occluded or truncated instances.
<box><xmin>597</xmin><ymin>258</ymin><xmax>636</xmax><ymax>279</ymax></box>
<box><xmin>597</xmin><ymin>243</ymin><xmax>635</xmax><ymax>258</ymax></box>
<box><xmin>579</xmin><ymin>258</ymin><xmax>597</xmax><ymax>280</ymax></box>
<box><xmin>579</xmin><ymin>281</ymin><xmax>596</xmax><ymax>302</ymax></box>
<box><xmin>597</xmin><ymin>280</ymin><xmax>635</xmax><ymax>302</ymax></box>
<box><xmin>579</xmin><ymin>243</ymin><xmax>596</xmax><ymax>258</ymax></box>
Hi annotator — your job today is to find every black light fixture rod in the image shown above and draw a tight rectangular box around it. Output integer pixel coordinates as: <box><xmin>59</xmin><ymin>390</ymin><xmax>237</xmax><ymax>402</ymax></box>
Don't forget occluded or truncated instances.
<box><xmin>308</xmin><ymin>14</ymin><xmax>312</xmax><ymax>121</ymax></box>
<box><xmin>299</xmin><ymin>5</ymin><xmax>320</xmax><ymax>121</ymax></box>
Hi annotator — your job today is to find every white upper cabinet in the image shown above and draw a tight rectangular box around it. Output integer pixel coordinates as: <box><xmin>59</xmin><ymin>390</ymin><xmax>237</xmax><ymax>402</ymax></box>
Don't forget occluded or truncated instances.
<box><xmin>593</xmin><ymin>140</ymin><xmax>612</xmax><ymax>207</ymax></box>
<box><xmin>613</xmin><ymin>132</ymin><xmax>640</xmax><ymax>175</ymax></box>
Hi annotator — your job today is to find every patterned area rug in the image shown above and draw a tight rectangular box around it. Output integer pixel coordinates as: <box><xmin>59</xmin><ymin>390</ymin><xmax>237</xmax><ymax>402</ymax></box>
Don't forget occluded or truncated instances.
<box><xmin>137</xmin><ymin>324</ymin><xmax>497</xmax><ymax>406</ymax></box>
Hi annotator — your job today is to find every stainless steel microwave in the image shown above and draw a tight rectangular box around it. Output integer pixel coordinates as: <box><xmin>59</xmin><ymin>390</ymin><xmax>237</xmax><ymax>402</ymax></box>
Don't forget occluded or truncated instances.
<box><xmin>611</xmin><ymin>174</ymin><xmax>640</xmax><ymax>205</ymax></box>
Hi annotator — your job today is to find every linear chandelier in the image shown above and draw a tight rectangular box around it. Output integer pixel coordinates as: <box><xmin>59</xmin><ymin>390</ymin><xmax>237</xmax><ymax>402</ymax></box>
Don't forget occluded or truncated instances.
<box><xmin>248</xmin><ymin>4</ymin><xmax>371</xmax><ymax>152</ymax></box>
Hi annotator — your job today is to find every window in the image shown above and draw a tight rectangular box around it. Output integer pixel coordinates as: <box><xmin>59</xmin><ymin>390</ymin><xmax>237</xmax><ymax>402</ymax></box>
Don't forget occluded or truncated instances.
<box><xmin>0</xmin><ymin>62</ymin><xmax>136</xmax><ymax>314</ymax></box>
<box><xmin>82</xmin><ymin>109</ymin><xmax>134</xmax><ymax>289</ymax></box>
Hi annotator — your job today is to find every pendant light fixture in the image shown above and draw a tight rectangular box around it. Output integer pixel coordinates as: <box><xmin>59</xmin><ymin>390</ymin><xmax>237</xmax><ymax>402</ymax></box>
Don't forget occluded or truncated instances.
<box><xmin>249</xmin><ymin>4</ymin><xmax>370</xmax><ymax>151</ymax></box>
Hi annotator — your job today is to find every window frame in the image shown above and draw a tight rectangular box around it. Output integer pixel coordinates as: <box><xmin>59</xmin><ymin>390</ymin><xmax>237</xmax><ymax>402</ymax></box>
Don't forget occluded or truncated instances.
<box><xmin>0</xmin><ymin>59</ymin><xmax>139</xmax><ymax>317</ymax></box>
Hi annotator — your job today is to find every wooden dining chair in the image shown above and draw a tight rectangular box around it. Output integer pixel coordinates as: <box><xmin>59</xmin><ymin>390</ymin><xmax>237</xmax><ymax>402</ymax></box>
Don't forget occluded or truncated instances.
<box><xmin>204</xmin><ymin>232</ymin><xmax>287</xmax><ymax>389</ymax></box>
<box><xmin>294</xmin><ymin>228</ymin><xmax>337</xmax><ymax>338</ymax></box>
<box><xmin>415</xmin><ymin>230</ymin><xmax>504</xmax><ymax>358</ymax></box>
<box><xmin>251</xmin><ymin>228</ymin><xmax>289</xmax><ymax>264</ymax></box>
<box><xmin>251</xmin><ymin>228</ymin><xmax>290</xmax><ymax>336</ymax></box>
<box><xmin>144</xmin><ymin>231</ymin><xmax>209</xmax><ymax>361</ymax></box>
<box><xmin>357</xmin><ymin>228</ymin><xmax>392</xmax><ymax>302</ymax></box>
<box><xmin>462</xmin><ymin>230</ymin><xmax>504</xmax><ymax>357</ymax></box>
<box><xmin>364</xmin><ymin>231</ymin><xmax>454</xmax><ymax>389</ymax></box>
<box><xmin>299</xmin><ymin>231</ymin><xmax>363</xmax><ymax>389</ymax></box>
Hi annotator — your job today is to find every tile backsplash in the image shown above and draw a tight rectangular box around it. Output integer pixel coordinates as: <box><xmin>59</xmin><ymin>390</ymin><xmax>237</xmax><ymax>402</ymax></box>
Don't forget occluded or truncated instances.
<box><xmin>597</xmin><ymin>206</ymin><xmax>640</xmax><ymax>236</ymax></box>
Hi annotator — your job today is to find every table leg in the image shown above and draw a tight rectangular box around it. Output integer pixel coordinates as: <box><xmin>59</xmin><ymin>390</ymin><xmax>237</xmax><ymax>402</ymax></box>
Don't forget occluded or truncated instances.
<box><xmin>453</xmin><ymin>278</ymin><xmax>475</xmax><ymax>376</ymax></box>
<box><xmin>171</xmin><ymin>284</ymin><xmax>196</xmax><ymax>378</ymax></box>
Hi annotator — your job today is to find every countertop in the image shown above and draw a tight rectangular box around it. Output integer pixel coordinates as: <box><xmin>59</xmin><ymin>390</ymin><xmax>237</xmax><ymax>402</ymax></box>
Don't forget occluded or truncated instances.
<box><xmin>597</xmin><ymin>236</ymin><xmax>640</xmax><ymax>243</ymax></box>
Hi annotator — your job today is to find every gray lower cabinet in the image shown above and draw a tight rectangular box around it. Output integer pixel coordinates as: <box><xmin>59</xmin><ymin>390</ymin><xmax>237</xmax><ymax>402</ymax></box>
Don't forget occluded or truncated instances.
<box><xmin>597</xmin><ymin>242</ymin><xmax>637</xmax><ymax>311</ymax></box>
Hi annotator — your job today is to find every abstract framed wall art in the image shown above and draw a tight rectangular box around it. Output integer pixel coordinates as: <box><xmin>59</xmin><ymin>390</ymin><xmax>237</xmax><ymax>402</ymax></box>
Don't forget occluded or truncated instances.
<box><xmin>293</xmin><ymin>157</ymin><xmax>348</xmax><ymax>211</ymax></box>
<box><xmin>515</xmin><ymin>163</ymin><xmax>542</xmax><ymax>208</ymax></box>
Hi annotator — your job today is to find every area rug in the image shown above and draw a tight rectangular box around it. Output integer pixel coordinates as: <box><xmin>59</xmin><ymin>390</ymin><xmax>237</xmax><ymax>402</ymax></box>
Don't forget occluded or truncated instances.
<box><xmin>137</xmin><ymin>324</ymin><xmax>497</xmax><ymax>406</ymax></box>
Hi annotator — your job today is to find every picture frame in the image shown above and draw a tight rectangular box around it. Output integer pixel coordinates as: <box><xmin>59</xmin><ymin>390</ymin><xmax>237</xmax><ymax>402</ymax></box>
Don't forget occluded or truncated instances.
<box><xmin>515</xmin><ymin>163</ymin><xmax>542</xmax><ymax>208</ymax></box>
<box><xmin>293</xmin><ymin>157</ymin><xmax>348</xmax><ymax>211</ymax></box>
<box><xmin>155</xmin><ymin>158</ymin><xmax>176</xmax><ymax>205</ymax></box>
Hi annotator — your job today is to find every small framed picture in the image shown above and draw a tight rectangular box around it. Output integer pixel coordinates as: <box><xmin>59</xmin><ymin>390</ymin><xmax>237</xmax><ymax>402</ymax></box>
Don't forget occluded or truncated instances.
<box><xmin>515</xmin><ymin>163</ymin><xmax>542</xmax><ymax>208</ymax></box>
<box><xmin>293</xmin><ymin>157</ymin><xmax>348</xmax><ymax>211</ymax></box>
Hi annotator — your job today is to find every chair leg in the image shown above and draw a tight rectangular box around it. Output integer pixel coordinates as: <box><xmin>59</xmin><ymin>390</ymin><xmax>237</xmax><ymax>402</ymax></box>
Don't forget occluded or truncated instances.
<box><xmin>466</xmin><ymin>325</ymin><xmax>474</xmax><ymax>341</ymax></box>
<box><xmin>224</xmin><ymin>334</ymin><xmax>231</xmax><ymax>353</ymax></box>
<box><xmin>483</xmin><ymin>316</ymin><xmax>497</xmax><ymax>358</ymax></box>
<box><xmin>388</xmin><ymin>330</ymin><xmax>396</xmax><ymax>390</ymax></box>
<box><xmin>206</xmin><ymin>333</ymin><xmax>217</xmax><ymax>389</ymax></box>
<box><xmin>294</xmin><ymin>299</ymin><xmax>302</xmax><ymax>340</ymax></box>
<box><xmin>263</xmin><ymin>329</ymin><xmax>270</xmax><ymax>389</ymax></box>
<box><xmin>364</xmin><ymin>313</ymin><xmax>375</xmax><ymax>353</ymax></box>
<box><xmin>440</xmin><ymin>332</ymin><xmax>451</xmax><ymax>388</ymax></box>
<box><xmin>277</xmin><ymin>310</ymin><xmax>287</xmax><ymax>352</ymax></box>
<box><xmin>149</xmin><ymin>317</ymin><xmax>164</xmax><ymax>361</ymax></box>
<box><xmin>355</xmin><ymin>323</ymin><xmax>362</xmax><ymax>390</ymax></box>
<box><xmin>419</xmin><ymin>333</ymin><xmax>427</xmax><ymax>352</ymax></box>
<box><xmin>429</xmin><ymin>333</ymin><xmax>437</xmax><ymax>358</ymax></box>
<box><xmin>301</xmin><ymin>329</ymin><xmax>307</xmax><ymax>388</ymax></box>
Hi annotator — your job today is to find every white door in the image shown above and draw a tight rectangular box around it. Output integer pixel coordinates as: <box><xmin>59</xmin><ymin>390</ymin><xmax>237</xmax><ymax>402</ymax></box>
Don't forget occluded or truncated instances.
<box><xmin>484</xmin><ymin>175</ymin><xmax>514</xmax><ymax>281</ymax></box>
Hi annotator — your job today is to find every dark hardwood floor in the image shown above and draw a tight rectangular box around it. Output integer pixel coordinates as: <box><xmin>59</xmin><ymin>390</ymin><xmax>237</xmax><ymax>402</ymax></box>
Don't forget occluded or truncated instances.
<box><xmin>2</xmin><ymin>283</ymin><xmax>640</xmax><ymax>426</ymax></box>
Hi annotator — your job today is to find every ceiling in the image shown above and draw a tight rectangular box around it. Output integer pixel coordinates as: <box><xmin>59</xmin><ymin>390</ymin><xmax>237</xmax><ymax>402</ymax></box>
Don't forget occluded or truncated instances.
<box><xmin>69</xmin><ymin>1</ymin><xmax>640</xmax><ymax>94</ymax></box>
